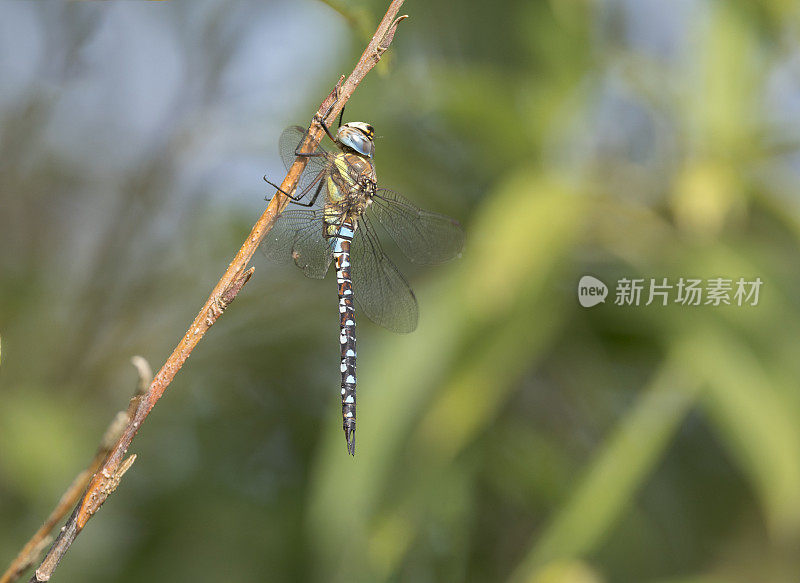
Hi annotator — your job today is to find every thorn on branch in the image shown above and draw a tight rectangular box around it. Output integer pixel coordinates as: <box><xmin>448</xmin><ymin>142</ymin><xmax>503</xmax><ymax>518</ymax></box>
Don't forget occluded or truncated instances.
<box><xmin>123</xmin><ymin>356</ymin><xmax>153</xmax><ymax>423</ymax></box>
<box><xmin>130</xmin><ymin>356</ymin><xmax>152</xmax><ymax>396</ymax></box>
<box><xmin>79</xmin><ymin>455</ymin><xmax>136</xmax><ymax>524</ymax></box>
<box><xmin>375</xmin><ymin>14</ymin><xmax>408</xmax><ymax>59</ymax></box>
<box><xmin>103</xmin><ymin>455</ymin><xmax>136</xmax><ymax>497</ymax></box>
<box><xmin>221</xmin><ymin>266</ymin><xmax>254</xmax><ymax>307</ymax></box>
<box><xmin>207</xmin><ymin>266</ymin><xmax>254</xmax><ymax>326</ymax></box>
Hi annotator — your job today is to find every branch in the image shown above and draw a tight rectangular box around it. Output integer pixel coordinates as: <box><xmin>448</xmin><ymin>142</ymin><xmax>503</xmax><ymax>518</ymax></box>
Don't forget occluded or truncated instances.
<box><xmin>21</xmin><ymin>2</ymin><xmax>406</xmax><ymax>581</ymax></box>
<box><xmin>1</xmin><ymin>358</ymin><xmax>150</xmax><ymax>583</ymax></box>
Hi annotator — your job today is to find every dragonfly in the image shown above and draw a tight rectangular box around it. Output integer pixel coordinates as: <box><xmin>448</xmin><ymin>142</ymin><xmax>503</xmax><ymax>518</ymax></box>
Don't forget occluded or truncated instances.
<box><xmin>262</xmin><ymin>113</ymin><xmax>464</xmax><ymax>455</ymax></box>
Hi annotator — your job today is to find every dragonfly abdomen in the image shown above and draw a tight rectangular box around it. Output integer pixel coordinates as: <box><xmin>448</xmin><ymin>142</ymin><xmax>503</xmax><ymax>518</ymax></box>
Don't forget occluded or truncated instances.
<box><xmin>334</xmin><ymin>222</ymin><xmax>357</xmax><ymax>456</ymax></box>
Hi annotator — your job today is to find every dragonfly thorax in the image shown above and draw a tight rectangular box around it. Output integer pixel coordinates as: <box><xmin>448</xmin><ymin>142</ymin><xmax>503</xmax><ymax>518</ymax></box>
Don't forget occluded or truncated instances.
<box><xmin>329</xmin><ymin>151</ymin><xmax>377</xmax><ymax>203</ymax></box>
<box><xmin>323</xmin><ymin>150</ymin><xmax>377</xmax><ymax>239</ymax></box>
<box><xmin>336</xmin><ymin>122</ymin><xmax>375</xmax><ymax>158</ymax></box>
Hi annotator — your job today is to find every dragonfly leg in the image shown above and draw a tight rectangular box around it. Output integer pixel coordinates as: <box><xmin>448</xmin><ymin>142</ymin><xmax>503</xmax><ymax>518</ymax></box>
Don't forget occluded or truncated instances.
<box><xmin>307</xmin><ymin>102</ymin><xmax>342</xmax><ymax>144</ymax></box>
<box><xmin>293</xmin><ymin>151</ymin><xmax>327</xmax><ymax>162</ymax></box>
<box><xmin>303</xmin><ymin>180</ymin><xmax>324</xmax><ymax>208</ymax></box>
<box><xmin>292</xmin><ymin>139</ymin><xmax>328</xmax><ymax>164</ymax></box>
<box><xmin>263</xmin><ymin>176</ymin><xmax>303</xmax><ymax>202</ymax></box>
<box><xmin>263</xmin><ymin>176</ymin><xmax>324</xmax><ymax>208</ymax></box>
<box><xmin>311</xmin><ymin>112</ymin><xmax>338</xmax><ymax>145</ymax></box>
<box><xmin>317</xmin><ymin>83</ymin><xmax>340</xmax><ymax>123</ymax></box>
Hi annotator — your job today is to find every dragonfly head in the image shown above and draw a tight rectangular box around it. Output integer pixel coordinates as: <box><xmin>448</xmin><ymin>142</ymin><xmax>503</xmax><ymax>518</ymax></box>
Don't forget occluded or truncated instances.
<box><xmin>337</xmin><ymin>122</ymin><xmax>375</xmax><ymax>158</ymax></box>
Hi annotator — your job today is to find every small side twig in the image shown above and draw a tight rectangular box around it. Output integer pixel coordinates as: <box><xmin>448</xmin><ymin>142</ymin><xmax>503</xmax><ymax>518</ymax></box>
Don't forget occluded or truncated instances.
<box><xmin>19</xmin><ymin>2</ymin><xmax>406</xmax><ymax>582</ymax></box>
<box><xmin>0</xmin><ymin>357</ymin><xmax>150</xmax><ymax>583</ymax></box>
<box><xmin>130</xmin><ymin>355</ymin><xmax>153</xmax><ymax>397</ymax></box>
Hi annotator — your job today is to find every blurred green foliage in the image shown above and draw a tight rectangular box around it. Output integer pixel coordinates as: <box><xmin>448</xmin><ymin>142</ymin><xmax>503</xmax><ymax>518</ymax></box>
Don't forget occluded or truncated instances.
<box><xmin>2</xmin><ymin>1</ymin><xmax>800</xmax><ymax>582</ymax></box>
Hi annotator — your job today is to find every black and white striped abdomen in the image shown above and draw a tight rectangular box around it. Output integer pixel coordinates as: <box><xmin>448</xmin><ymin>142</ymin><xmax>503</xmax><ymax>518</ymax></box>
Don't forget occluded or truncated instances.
<box><xmin>333</xmin><ymin>222</ymin><xmax>357</xmax><ymax>455</ymax></box>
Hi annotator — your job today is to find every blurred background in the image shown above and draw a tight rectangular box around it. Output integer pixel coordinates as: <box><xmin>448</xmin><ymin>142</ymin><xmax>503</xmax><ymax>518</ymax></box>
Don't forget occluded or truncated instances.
<box><xmin>2</xmin><ymin>0</ymin><xmax>800</xmax><ymax>582</ymax></box>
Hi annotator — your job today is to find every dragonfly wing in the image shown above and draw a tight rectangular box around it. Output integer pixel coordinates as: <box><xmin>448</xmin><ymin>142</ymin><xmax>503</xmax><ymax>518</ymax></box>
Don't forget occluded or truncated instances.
<box><xmin>350</xmin><ymin>215</ymin><xmax>419</xmax><ymax>333</ymax></box>
<box><xmin>369</xmin><ymin>189</ymin><xmax>465</xmax><ymax>265</ymax></box>
<box><xmin>261</xmin><ymin>209</ymin><xmax>333</xmax><ymax>279</ymax></box>
<box><xmin>278</xmin><ymin>126</ymin><xmax>332</xmax><ymax>203</ymax></box>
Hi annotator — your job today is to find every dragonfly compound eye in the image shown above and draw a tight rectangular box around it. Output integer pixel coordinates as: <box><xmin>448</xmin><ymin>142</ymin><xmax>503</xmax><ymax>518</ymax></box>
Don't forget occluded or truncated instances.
<box><xmin>338</xmin><ymin>125</ymin><xmax>375</xmax><ymax>158</ymax></box>
<box><xmin>343</xmin><ymin>121</ymin><xmax>374</xmax><ymax>137</ymax></box>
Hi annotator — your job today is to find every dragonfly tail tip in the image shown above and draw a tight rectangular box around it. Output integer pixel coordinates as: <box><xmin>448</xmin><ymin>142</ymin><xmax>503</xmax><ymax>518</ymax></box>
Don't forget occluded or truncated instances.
<box><xmin>345</xmin><ymin>424</ymin><xmax>356</xmax><ymax>456</ymax></box>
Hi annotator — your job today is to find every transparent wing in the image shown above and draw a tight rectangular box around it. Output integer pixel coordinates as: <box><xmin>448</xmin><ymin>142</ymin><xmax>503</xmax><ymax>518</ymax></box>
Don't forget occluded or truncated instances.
<box><xmin>369</xmin><ymin>189</ymin><xmax>465</xmax><ymax>265</ymax></box>
<box><xmin>350</xmin><ymin>215</ymin><xmax>418</xmax><ymax>333</ymax></box>
<box><xmin>278</xmin><ymin>126</ymin><xmax>332</xmax><ymax>203</ymax></box>
<box><xmin>261</xmin><ymin>209</ymin><xmax>333</xmax><ymax>279</ymax></box>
